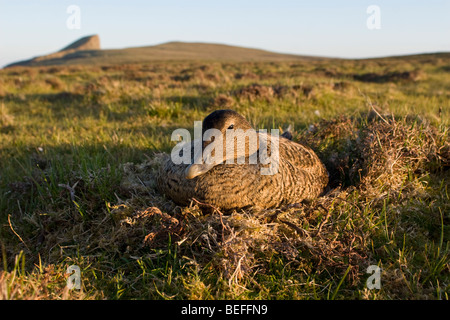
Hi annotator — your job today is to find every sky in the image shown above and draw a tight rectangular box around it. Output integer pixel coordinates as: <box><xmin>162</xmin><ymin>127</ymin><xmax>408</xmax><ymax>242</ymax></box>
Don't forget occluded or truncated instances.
<box><xmin>1</xmin><ymin>0</ymin><xmax>450</xmax><ymax>67</ymax></box>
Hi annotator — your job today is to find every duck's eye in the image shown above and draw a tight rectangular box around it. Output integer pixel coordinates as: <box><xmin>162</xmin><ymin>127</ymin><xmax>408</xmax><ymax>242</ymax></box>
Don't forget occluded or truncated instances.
<box><xmin>228</xmin><ymin>124</ymin><xmax>234</xmax><ymax>129</ymax></box>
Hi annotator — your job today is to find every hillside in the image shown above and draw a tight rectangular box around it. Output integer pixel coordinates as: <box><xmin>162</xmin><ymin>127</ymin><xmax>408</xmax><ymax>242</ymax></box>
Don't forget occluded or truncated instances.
<box><xmin>0</xmin><ymin>39</ymin><xmax>449</xmax><ymax>301</ymax></box>
<box><xmin>5</xmin><ymin>35</ymin><xmax>323</xmax><ymax>68</ymax></box>
<box><xmin>6</xmin><ymin>35</ymin><xmax>101</xmax><ymax>67</ymax></box>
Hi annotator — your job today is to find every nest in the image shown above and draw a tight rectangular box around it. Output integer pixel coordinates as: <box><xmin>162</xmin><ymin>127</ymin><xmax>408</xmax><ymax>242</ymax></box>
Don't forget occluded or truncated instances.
<box><xmin>7</xmin><ymin>113</ymin><xmax>447</xmax><ymax>295</ymax></box>
<box><xmin>109</xmin><ymin>113</ymin><xmax>448</xmax><ymax>287</ymax></box>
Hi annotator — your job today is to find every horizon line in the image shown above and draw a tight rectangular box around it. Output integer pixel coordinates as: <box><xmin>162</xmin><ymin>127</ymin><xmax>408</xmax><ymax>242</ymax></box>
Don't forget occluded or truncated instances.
<box><xmin>3</xmin><ymin>35</ymin><xmax>449</xmax><ymax>68</ymax></box>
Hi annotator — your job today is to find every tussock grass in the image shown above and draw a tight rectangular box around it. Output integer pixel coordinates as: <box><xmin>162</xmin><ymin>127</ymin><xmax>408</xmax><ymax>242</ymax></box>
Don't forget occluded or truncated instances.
<box><xmin>0</xmin><ymin>57</ymin><xmax>449</xmax><ymax>299</ymax></box>
<box><xmin>112</xmin><ymin>114</ymin><xmax>448</xmax><ymax>299</ymax></box>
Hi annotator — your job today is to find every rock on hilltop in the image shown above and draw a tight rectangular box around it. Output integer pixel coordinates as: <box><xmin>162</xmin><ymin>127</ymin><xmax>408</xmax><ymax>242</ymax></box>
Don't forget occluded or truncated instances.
<box><xmin>58</xmin><ymin>34</ymin><xmax>100</xmax><ymax>52</ymax></box>
<box><xmin>6</xmin><ymin>35</ymin><xmax>100</xmax><ymax>67</ymax></box>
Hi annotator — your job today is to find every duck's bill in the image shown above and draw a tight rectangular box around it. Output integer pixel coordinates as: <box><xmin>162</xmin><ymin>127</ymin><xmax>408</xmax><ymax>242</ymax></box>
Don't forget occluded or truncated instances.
<box><xmin>185</xmin><ymin>162</ymin><xmax>216</xmax><ymax>179</ymax></box>
<box><xmin>185</xmin><ymin>138</ymin><xmax>222</xmax><ymax>179</ymax></box>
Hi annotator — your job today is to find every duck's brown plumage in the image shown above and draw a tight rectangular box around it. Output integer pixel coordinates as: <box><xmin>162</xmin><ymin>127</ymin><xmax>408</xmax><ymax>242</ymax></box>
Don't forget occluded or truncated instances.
<box><xmin>157</xmin><ymin>110</ymin><xmax>328</xmax><ymax>210</ymax></box>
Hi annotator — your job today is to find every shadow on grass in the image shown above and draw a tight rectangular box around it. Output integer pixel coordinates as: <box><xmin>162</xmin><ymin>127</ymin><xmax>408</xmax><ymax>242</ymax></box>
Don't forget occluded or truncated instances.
<box><xmin>0</xmin><ymin>113</ymin><xmax>448</xmax><ymax>299</ymax></box>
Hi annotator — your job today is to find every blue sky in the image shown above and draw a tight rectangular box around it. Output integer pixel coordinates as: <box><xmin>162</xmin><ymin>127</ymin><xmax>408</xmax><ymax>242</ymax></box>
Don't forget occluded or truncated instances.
<box><xmin>1</xmin><ymin>0</ymin><xmax>449</xmax><ymax>67</ymax></box>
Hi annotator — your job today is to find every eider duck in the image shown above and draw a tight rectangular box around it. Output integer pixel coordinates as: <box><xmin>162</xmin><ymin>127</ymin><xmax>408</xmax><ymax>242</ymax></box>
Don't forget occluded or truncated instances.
<box><xmin>157</xmin><ymin>109</ymin><xmax>328</xmax><ymax>210</ymax></box>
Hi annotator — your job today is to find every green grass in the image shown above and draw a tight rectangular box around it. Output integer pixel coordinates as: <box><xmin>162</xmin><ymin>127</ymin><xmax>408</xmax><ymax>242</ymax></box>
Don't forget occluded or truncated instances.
<box><xmin>0</xmin><ymin>57</ymin><xmax>449</xmax><ymax>299</ymax></box>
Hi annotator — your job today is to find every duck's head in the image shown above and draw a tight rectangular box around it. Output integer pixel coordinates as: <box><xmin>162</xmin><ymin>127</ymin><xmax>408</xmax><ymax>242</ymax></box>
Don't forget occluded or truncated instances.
<box><xmin>185</xmin><ymin>109</ymin><xmax>258</xmax><ymax>179</ymax></box>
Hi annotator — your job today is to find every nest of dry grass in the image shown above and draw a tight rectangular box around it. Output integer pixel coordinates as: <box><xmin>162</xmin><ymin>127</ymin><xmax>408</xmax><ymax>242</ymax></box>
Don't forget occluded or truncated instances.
<box><xmin>5</xmin><ymin>113</ymin><xmax>447</xmax><ymax>296</ymax></box>
<box><xmin>108</xmin><ymin>113</ymin><xmax>448</xmax><ymax>287</ymax></box>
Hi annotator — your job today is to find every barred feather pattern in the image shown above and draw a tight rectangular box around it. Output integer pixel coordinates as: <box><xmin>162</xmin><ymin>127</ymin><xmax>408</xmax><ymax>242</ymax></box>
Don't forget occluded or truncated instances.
<box><xmin>156</xmin><ymin>133</ymin><xmax>328</xmax><ymax>211</ymax></box>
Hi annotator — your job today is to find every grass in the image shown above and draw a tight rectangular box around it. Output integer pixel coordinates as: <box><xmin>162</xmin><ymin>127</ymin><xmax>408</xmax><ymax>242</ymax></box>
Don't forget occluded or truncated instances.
<box><xmin>0</xmin><ymin>56</ymin><xmax>449</xmax><ymax>300</ymax></box>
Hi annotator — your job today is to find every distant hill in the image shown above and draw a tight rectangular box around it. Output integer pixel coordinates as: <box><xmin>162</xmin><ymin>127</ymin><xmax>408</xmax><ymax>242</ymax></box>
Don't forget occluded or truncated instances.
<box><xmin>5</xmin><ymin>35</ymin><xmax>323</xmax><ymax>67</ymax></box>
<box><xmin>6</xmin><ymin>34</ymin><xmax>450</xmax><ymax>68</ymax></box>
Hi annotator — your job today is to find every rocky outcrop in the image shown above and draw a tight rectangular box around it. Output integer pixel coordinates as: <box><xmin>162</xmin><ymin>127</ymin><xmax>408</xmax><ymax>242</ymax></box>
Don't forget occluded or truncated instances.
<box><xmin>6</xmin><ymin>35</ymin><xmax>100</xmax><ymax>67</ymax></box>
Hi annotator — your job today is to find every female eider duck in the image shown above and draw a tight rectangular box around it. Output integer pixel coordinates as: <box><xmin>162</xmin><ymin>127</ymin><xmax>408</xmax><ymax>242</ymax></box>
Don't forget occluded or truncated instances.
<box><xmin>157</xmin><ymin>109</ymin><xmax>328</xmax><ymax>210</ymax></box>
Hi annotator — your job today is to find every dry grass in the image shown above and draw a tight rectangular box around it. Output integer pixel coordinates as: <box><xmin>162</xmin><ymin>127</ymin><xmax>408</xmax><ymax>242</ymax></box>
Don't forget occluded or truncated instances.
<box><xmin>0</xmin><ymin>103</ymin><xmax>14</xmax><ymax>133</ymax></box>
<box><xmin>0</xmin><ymin>56</ymin><xmax>449</xmax><ymax>299</ymax></box>
<box><xmin>114</xmin><ymin>114</ymin><xmax>448</xmax><ymax>299</ymax></box>
<box><xmin>11</xmin><ymin>113</ymin><xmax>441</xmax><ymax>299</ymax></box>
